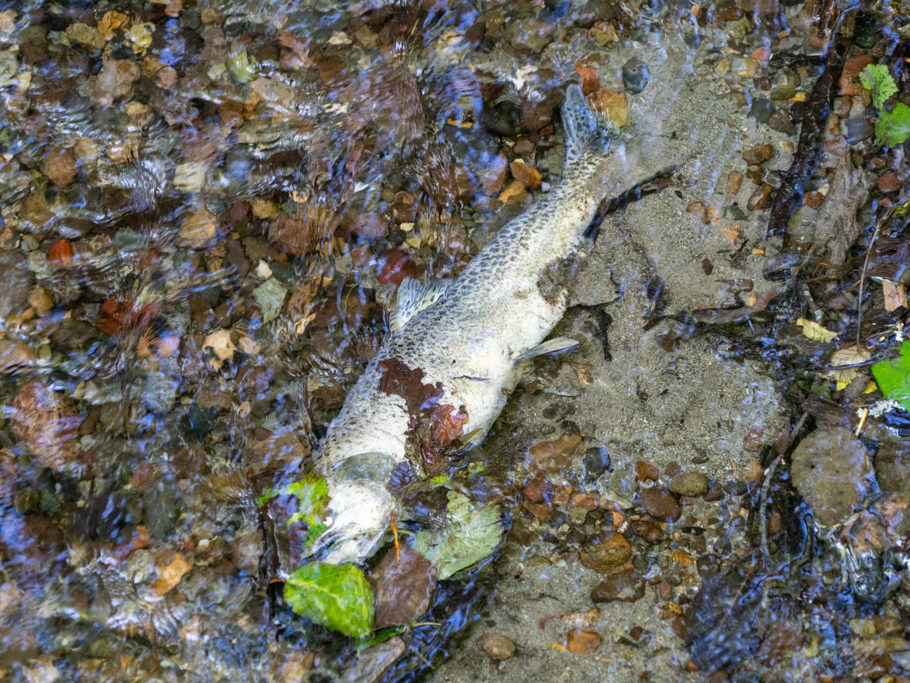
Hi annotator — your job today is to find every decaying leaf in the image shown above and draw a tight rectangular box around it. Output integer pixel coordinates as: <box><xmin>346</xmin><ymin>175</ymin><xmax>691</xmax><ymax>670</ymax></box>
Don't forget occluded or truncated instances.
<box><xmin>413</xmin><ymin>490</ymin><xmax>502</xmax><ymax>579</ymax></box>
<box><xmin>253</xmin><ymin>278</ymin><xmax>288</xmax><ymax>323</ymax></box>
<box><xmin>368</xmin><ymin>545</ymin><xmax>437</xmax><ymax>629</ymax></box>
<box><xmin>796</xmin><ymin>318</ymin><xmax>838</xmax><ymax>343</ymax></box>
<box><xmin>829</xmin><ymin>346</ymin><xmax>871</xmax><ymax>388</ymax></box>
<box><xmin>151</xmin><ymin>552</ymin><xmax>192</xmax><ymax>596</ymax></box>
<box><xmin>882</xmin><ymin>280</ymin><xmax>907</xmax><ymax>313</ymax></box>
<box><xmin>284</xmin><ymin>562</ymin><xmax>374</xmax><ymax>639</ymax></box>
<box><xmin>566</xmin><ymin>627</ymin><xmax>602</xmax><ymax>654</ymax></box>
<box><xmin>202</xmin><ymin>329</ymin><xmax>235</xmax><ymax>369</ymax></box>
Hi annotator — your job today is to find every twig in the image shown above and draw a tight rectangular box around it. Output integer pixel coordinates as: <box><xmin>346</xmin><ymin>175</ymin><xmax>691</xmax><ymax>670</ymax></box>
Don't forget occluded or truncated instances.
<box><xmin>856</xmin><ymin>207</ymin><xmax>892</xmax><ymax>347</ymax></box>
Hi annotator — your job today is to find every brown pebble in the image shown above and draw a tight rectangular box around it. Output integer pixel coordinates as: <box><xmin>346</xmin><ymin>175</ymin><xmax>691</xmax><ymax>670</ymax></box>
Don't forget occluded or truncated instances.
<box><xmin>670</xmin><ymin>615</ymin><xmax>687</xmax><ymax>640</ymax></box>
<box><xmin>669</xmin><ymin>472</ymin><xmax>709</xmax><ymax>497</ymax></box>
<box><xmin>513</xmin><ymin>139</ymin><xmax>535</xmax><ymax>156</ymax></box>
<box><xmin>525</xmin><ymin>501</ymin><xmax>553</xmax><ymax>521</ymax></box>
<box><xmin>590</xmin><ymin>568</ymin><xmax>645</xmax><ymax>603</ymax></box>
<box><xmin>658</xmin><ymin>581</ymin><xmax>673</xmax><ymax>601</ymax></box>
<box><xmin>703</xmin><ymin>481</ymin><xmax>725</xmax><ymax>502</ymax></box>
<box><xmin>0</xmin><ymin>340</ymin><xmax>38</xmax><ymax>373</ymax></box>
<box><xmin>635</xmin><ymin>460</ymin><xmax>659</xmax><ymax>482</ymax></box>
<box><xmin>631</xmin><ymin>518</ymin><xmax>663</xmax><ymax>544</ymax></box>
<box><xmin>879</xmin><ymin>172</ymin><xmax>901</xmax><ymax>193</ymax></box>
<box><xmin>799</xmin><ymin>191</ymin><xmax>823</xmax><ymax>209</ymax></box>
<box><xmin>41</xmin><ymin>148</ymin><xmax>78</xmax><ymax>187</ymax></box>
<box><xmin>579</xmin><ymin>533</ymin><xmax>631</xmax><ymax>573</ymax></box>
<box><xmin>744</xmin><ymin>459</ymin><xmax>764</xmax><ymax>483</ymax></box>
<box><xmin>509</xmin><ymin>160</ymin><xmax>542</xmax><ymax>190</ymax></box>
<box><xmin>483</xmin><ymin>153</ymin><xmax>510</xmax><ymax>196</ymax></box>
<box><xmin>639</xmin><ymin>487</ymin><xmax>681</xmax><ymax>522</ymax></box>
<box><xmin>665</xmin><ymin>461</ymin><xmax>681</xmax><ymax>477</ymax></box>
<box><xmin>747</xmin><ymin>183</ymin><xmax>772</xmax><ymax>210</ymax></box>
<box><xmin>742</xmin><ymin>144</ymin><xmax>774</xmax><ymax>165</ymax></box>
<box><xmin>479</xmin><ymin>633</ymin><xmax>516</xmax><ymax>661</ymax></box>
<box><xmin>498</xmin><ymin>179</ymin><xmax>528</xmax><ymax>205</ymax></box>
<box><xmin>10</xmin><ymin>380</ymin><xmax>81</xmax><ymax>470</ymax></box>
<box><xmin>587</xmin><ymin>89</ymin><xmax>628</xmax><ymax>126</ymax></box>
<box><xmin>522</xmin><ymin>474</ymin><xmax>551</xmax><ymax>503</ymax></box>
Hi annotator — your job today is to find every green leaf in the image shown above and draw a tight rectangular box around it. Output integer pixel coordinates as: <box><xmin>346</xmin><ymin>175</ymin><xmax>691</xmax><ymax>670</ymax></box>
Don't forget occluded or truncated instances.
<box><xmin>413</xmin><ymin>491</ymin><xmax>502</xmax><ymax>580</ymax></box>
<box><xmin>860</xmin><ymin>64</ymin><xmax>898</xmax><ymax>109</ymax></box>
<box><xmin>871</xmin><ymin>339</ymin><xmax>910</xmax><ymax>412</ymax></box>
<box><xmin>876</xmin><ymin>102</ymin><xmax>910</xmax><ymax>148</ymax></box>
<box><xmin>284</xmin><ymin>563</ymin><xmax>374</xmax><ymax>638</ymax></box>
<box><xmin>283</xmin><ymin>474</ymin><xmax>329</xmax><ymax>527</ymax></box>
<box><xmin>259</xmin><ymin>473</ymin><xmax>329</xmax><ymax>548</ymax></box>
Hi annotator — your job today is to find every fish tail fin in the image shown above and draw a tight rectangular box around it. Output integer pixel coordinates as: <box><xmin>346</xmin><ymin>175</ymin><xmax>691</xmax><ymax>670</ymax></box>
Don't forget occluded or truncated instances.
<box><xmin>562</xmin><ymin>84</ymin><xmax>613</xmax><ymax>165</ymax></box>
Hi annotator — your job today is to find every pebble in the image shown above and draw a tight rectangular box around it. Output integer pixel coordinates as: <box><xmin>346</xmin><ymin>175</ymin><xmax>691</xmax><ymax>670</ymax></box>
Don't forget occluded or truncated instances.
<box><xmin>790</xmin><ymin>426</ymin><xmax>874</xmax><ymax>527</ymax></box>
<box><xmin>179</xmin><ymin>208</ymin><xmax>217</xmax><ymax>249</ymax></box>
<box><xmin>747</xmin><ymin>183</ymin><xmax>773</xmax><ymax>211</ymax></box>
<box><xmin>0</xmin><ymin>250</ymin><xmax>34</xmax><ymax>319</ymax></box>
<box><xmin>590</xmin><ymin>568</ymin><xmax>645</xmax><ymax>603</ymax></box>
<box><xmin>579</xmin><ymin>533</ymin><xmax>631</xmax><ymax>573</ymax></box>
<box><xmin>10</xmin><ymin>380</ymin><xmax>81</xmax><ymax>470</ymax></box>
<box><xmin>483</xmin><ymin>153</ymin><xmax>510</xmax><ymax>196</ymax></box>
<box><xmin>631</xmin><ymin>518</ymin><xmax>663</xmax><ymax>544</ymax></box>
<box><xmin>509</xmin><ymin>160</ymin><xmax>541</xmax><ymax>190</ymax></box>
<box><xmin>587</xmin><ymin>89</ymin><xmax>628</xmax><ymax>127</ymax></box>
<box><xmin>498</xmin><ymin>180</ymin><xmax>528</xmax><ymax>205</ymax></box>
<box><xmin>742</xmin><ymin>144</ymin><xmax>774</xmax><ymax>165</ymax></box>
<box><xmin>770</xmin><ymin>68</ymin><xmax>799</xmax><ymax>101</ymax></box>
<box><xmin>878</xmin><ymin>172</ymin><xmax>902</xmax><ymax>193</ymax></box>
<box><xmin>0</xmin><ymin>339</ymin><xmax>37</xmax><ymax>373</ymax></box>
<box><xmin>41</xmin><ymin>148</ymin><xmax>78</xmax><ymax>187</ymax></box>
<box><xmin>635</xmin><ymin>459</ymin><xmax>659</xmax><ymax>482</ymax></box>
<box><xmin>669</xmin><ymin>472</ymin><xmax>709</xmax><ymax>497</ymax></box>
<box><xmin>582</xmin><ymin>446</ymin><xmax>610</xmax><ymax>479</ymax></box>
<box><xmin>639</xmin><ymin>486</ymin><xmax>680</xmax><ymax>522</ymax></box>
<box><xmin>479</xmin><ymin>633</ymin><xmax>516</xmax><ymax>661</ymax></box>
<box><xmin>748</xmin><ymin>98</ymin><xmax>773</xmax><ymax>124</ymax></box>
<box><xmin>621</xmin><ymin>57</ymin><xmax>651</xmax><ymax>94</ymax></box>
<box><xmin>513</xmin><ymin>139</ymin><xmax>535</xmax><ymax>156</ymax></box>
<box><xmin>844</xmin><ymin>117</ymin><xmax>874</xmax><ymax>142</ymax></box>
<box><xmin>28</xmin><ymin>287</ymin><xmax>53</xmax><ymax>316</ymax></box>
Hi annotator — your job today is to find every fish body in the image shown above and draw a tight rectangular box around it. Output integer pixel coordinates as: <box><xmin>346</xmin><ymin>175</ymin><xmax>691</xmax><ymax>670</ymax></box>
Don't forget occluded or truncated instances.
<box><xmin>313</xmin><ymin>85</ymin><xmax>625</xmax><ymax>564</ymax></box>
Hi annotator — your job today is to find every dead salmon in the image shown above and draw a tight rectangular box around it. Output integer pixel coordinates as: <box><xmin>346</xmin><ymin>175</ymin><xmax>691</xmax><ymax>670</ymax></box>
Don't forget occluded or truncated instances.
<box><xmin>311</xmin><ymin>84</ymin><xmax>635</xmax><ymax>564</ymax></box>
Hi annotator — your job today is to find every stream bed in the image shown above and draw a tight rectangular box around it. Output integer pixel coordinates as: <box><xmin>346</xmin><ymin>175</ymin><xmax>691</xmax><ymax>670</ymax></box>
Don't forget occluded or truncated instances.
<box><xmin>0</xmin><ymin>0</ymin><xmax>909</xmax><ymax>681</ymax></box>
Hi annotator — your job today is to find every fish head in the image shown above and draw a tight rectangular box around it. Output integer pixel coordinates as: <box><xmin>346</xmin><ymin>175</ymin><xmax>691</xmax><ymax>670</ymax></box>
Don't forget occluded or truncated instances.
<box><xmin>311</xmin><ymin>453</ymin><xmax>398</xmax><ymax>565</ymax></box>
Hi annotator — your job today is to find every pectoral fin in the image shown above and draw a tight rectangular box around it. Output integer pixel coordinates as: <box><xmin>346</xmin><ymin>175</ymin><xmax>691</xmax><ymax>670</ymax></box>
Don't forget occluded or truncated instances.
<box><xmin>390</xmin><ymin>277</ymin><xmax>451</xmax><ymax>332</ymax></box>
<box><xmin>513</xmin><ymin>337</ymin><xmax>579</xmax><ymax>362</ymax></box>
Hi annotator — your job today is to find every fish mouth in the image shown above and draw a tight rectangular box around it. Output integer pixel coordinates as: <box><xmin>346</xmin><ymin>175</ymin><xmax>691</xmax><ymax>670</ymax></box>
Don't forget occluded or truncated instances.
<box><xmin>307</xmin><ymin>474</ymin><xmax>395</xmax><ymax>565</ymax></box>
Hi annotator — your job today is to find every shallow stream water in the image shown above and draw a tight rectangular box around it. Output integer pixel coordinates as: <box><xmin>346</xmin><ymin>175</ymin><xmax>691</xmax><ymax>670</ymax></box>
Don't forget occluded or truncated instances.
<box><xmin>0</xmin><ymin>0</ymin><xmax>908</xmax><ymax>681</ymax></box>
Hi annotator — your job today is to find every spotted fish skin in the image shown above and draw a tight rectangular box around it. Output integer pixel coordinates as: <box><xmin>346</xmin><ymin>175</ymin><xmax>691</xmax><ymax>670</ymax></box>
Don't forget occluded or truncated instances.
<box><xmin>312</xmin><ymin>84</ymin><xmax>625</xmax><ymax>564</ymax></box>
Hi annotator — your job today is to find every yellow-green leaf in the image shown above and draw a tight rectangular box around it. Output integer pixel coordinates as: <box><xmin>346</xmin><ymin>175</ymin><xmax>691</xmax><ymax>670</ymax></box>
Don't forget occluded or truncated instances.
<box><xmin>285</xmin><ymin>563</ymin><xmax>374</xmax><ymax>638</ymax></box>
<box><xmin>414</xmin><ymin>491</ymin><xmax>502</xmax><ymax>580</ymax></box>
<box><xmin>796</xmin><ymin>318</ymin><xmax>838</xmax><ymax>343</ymax></box>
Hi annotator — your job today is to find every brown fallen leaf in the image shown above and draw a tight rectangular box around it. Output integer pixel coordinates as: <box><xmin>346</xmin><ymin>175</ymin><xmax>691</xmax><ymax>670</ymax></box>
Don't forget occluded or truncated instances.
<box><xmin>567</xmin><ymin>627</ymin><xmax>602</xmax><ymax>654</ymax></box>
<box><xmin>151</xmin><ymin>551</ymin><xmax>192</xmax><ymax>596</ymax></box>
<box><xmin>368</xmin><ymin>545</ymin><xmax>437</xmax><ymax>628</ymax></box>
<box><xmin>49</xmin><ymin>239</ymin><xmax>74</xmax><ymax>266</ymax></box>
<box><xmin>882</xmin><ymin>280</ymin><xmax>907</xmax><ymax>312</ymax></box>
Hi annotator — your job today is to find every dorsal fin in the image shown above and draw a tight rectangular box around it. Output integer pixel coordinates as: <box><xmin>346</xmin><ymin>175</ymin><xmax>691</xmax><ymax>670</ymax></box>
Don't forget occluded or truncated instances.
<box><xmin>562</xmin><ymin>84</ymin><xmax>600</xmax><ymax>165</ymax></box>
<box><xmin>390</xmin><ymin>277</ymin><xmax>451</xmax><ymax>333</ymax></box>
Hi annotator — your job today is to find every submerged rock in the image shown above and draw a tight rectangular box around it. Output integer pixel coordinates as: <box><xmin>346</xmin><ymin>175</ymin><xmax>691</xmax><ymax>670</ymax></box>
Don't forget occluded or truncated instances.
<box><xmin>479</xmin><ymin>633</ymin><xmax>516</xmax><ymax>661</ymax></box>
<box><xmin>789</xmin><ymin>426</ymin><xmax>875</xmax><ymax>527</ymax></box>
